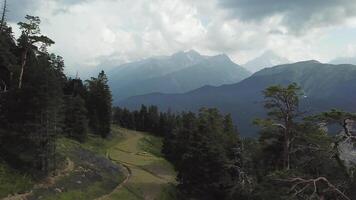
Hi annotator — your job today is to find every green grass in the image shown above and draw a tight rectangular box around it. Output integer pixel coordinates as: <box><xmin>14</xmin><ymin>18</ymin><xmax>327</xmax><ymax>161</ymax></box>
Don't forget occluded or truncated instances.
<box><xmin>40</xmin><ymin>182</ymin><xmax>109</xmax><ymax>200</ymax></box>
<box><xmin>28</xmin><ymin>126</ymin><xmax>127</xmax><ymax>200</ymax></box>
<box><xmin>138</xmin><ymin>134</ymin><xmax>164</xmax><ymax>158</ymax></box>
<box><xmin>57</xmin><ymin>126</ymin><xmax>124</xmax><ymax>156</ymax></box>
<box><xmin>102</xmin><ymin>128</ymin><xmax>177</xmax><ymax>200</ymax></box>
<box><xmin>157</xmin><ymin>184</ymin><xmax>178</xmax><ymax>200</ymax></box>
<box><xmin>0</xmin><ymin>161</ymin><xmax>33</xmax><ymax>198</ymax></box>
<box><xmin>0</xmin><ymin>126</ymin><xmax>177</xmax><ymax>200</ymax></box>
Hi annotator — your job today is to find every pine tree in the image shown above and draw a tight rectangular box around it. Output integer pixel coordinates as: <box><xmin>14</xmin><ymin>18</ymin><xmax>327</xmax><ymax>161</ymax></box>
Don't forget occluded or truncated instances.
<box><xmin>64</xmin><ymin>95</ymin><xmax>88</xmax><ymax>142</ymax></box>
<box><xmin>175</xmin><ymin>108</ymin><xmax>241</xmax><ymax>200</ymax></box>
<box><xmin>0</xmin><ymin>18</ymin><xmax>63</xmax><ymax>175</ymax></box>
<box><xmin>86</xmin><ymin>70</ymin><xmax>112</xmax><ymax>137</ymax></box>
<box><xmin>255</xmin><ymin>83</ymin><xmax>302</xmax><ymax>170</ymax></box>
<box><xmin>17</xmin><ymin>15</ymin><xmax>54</xmax><ymax>89</ymax></box>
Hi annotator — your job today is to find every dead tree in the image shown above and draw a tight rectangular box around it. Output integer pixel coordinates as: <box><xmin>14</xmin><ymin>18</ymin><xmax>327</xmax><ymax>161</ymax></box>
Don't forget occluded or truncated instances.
<box><xmin>281</xmin><ymin>177</ymin><xmax>351</xmax><ymax>200</ymax></box>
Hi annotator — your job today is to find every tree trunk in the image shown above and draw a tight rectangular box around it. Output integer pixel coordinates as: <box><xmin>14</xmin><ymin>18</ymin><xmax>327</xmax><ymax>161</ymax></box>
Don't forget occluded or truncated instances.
<box><xmin>18</xmin><ymin>48</ymin><xmax>28</xmax><ymax>89</ymax></box>
<box><xmin>283</xmin><ymin>131</ymin><xmax>290</xmax><ymax>170</ymax></box>
<box><xmin>0</xmin><ymin>0</ymin><xmax>7</xmax><ymax>32</ymax></box>
<box><xmin>283</xmin><ymin>118</ymin><xmax>291</xmax><ymax>170</ymax></box>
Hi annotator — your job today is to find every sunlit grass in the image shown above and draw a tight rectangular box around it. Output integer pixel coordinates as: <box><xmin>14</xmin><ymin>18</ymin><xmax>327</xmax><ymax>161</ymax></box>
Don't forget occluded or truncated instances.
<box><xmin>103</xmin><ymin>128</ymin><xmax>177</xmax><ymax>200</ymax></box>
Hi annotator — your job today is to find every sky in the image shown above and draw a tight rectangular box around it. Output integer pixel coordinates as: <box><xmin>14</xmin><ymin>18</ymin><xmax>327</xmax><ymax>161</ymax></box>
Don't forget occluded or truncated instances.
<box><xmin>5</xmin><ymin>0</ymin><xmax>356</xmax><ymax>76</ymax></box>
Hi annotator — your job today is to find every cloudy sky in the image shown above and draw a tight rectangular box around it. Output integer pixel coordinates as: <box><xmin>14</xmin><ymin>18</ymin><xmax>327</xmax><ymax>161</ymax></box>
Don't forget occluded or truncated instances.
<box><xmin>5</xmin><ymin>0</ymin><xmax>356</xmax><ymax>76</ymax></box>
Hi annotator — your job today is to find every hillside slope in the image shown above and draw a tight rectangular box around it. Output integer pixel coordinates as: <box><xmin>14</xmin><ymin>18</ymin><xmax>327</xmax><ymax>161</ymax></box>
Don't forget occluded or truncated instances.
<box><xmin>98</xmin><ymin>128</ymin><xmax>176</xmax><ymax>200</ymax></box>
<box><xmin>3</xmin><ymin>127</ymin><xmax>127</xmax><ymax>200</ymax></box>
<box><xmin>119</xmin><ymin>61</ymin><xmax>356</xmax><ymax>136</ymax></box>
<box><xmin>2</xmin><ymin>127</ymin><xmax>176</xmax><ymax>200</ymax></box>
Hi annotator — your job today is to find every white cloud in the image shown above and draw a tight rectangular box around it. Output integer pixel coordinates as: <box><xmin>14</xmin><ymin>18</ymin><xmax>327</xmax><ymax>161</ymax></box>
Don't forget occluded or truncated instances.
<box><xmin>7</xmin><ymin>0</ymin><xmax>356</xmax><ymax>76</ymax></box>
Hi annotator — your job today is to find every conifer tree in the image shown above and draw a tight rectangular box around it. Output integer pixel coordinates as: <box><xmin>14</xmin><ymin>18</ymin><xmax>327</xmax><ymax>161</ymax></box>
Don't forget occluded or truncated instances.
<box><xmin>255</xmin><ymin>83</ymin><xmax>302</xmax><ymax>170</ymax></box>
<box><xmin>86</xmin><ymin>70</ymin><xmax>112</xmax><ymax>137</ymax></box>
<box><xmin>17</xmin><ymin>15</ymin><xmax>54</xmax><ymax>89</ymax></box>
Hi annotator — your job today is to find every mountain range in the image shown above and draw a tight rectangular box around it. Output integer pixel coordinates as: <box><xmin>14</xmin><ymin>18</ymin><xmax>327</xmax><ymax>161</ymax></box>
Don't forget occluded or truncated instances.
<box><xmin>109</xmin><ymin>50</ymin><xmax>251</xmax><ymax>103</ymax></box>
<box><xmin>119</xmin><ymin>60</ymin><xmax>356</xmax><ymax>136</ymax></box>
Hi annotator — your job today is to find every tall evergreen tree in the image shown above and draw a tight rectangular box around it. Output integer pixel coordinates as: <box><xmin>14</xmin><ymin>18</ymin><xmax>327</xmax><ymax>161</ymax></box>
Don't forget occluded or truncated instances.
<box><xmin>175</xmin><ymin>108</ymin><xmax>241</xmax><ymax>200</ymax></box>
<box><xmin>63</xmin><ymin>78</ymin><xmax>88</xmax><ymax>142</ymax></box>
<box><xmin>64</xmin><ymin>95</ymin><xmax>88</xmax><ymax>142</ymax></box>
<box><xmin>86</xmin><ymin>70</ymin><xmax>112</xmax><ymax>137</ymax></box>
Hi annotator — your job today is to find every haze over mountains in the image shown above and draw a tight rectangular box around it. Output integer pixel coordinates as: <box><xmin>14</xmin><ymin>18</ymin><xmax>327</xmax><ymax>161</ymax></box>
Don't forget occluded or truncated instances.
<box><xmin>243</xmin><ymin>50</ymin><xmax>290</xmax><ymax>73</ymax></box>
<box><xmin>119</xmin><ymin>60</ymin><xmax>356</xmax><ymax>136</ymax></box>
<box><xmin>330</xmin><ymin>56</ymin><xmax>356</xmax><ymax>65</ymax></box>
<box><xmin>109</xmin><ymin>50</ymin><xmax>251</xmax><ymax>102</ymax></box>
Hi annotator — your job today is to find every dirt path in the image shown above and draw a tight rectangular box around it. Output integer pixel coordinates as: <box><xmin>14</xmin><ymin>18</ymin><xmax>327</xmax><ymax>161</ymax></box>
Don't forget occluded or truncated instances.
<box><xmin>97</xmin><ymin>128</ymin><xmax>176</xmax><ymax>200</ymax></box>
<box><xmin>95</xmin><ymin>163</ymin><xmax>132</xmax><ymax>200</ymax></box>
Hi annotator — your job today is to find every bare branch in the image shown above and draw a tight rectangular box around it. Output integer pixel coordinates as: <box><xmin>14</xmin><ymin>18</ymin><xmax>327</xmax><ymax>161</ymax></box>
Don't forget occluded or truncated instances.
<box><xmin>279</xmin><ymin>177</ymin><xmax>351</xmax><ymax>200</ymax></box>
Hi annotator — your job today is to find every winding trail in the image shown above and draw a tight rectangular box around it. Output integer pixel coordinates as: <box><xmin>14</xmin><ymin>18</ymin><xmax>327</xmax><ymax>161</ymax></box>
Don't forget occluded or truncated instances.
<box><xmin>97</xmin><ymin>128</ymin><xmax>176</xmax><ymax>200</ymax></box>
<box><xmin>95</xmin><ymin>163</ymin><xmax>132</xmax><ymax>200</ymax></box>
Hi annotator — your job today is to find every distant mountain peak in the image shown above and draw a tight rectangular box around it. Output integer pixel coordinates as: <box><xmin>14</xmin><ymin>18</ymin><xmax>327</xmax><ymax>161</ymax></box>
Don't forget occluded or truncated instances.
<box><xmin>171</xmin><ymin>50</ymin><xmax>204</xmax><ymax>62</ymax></box>
<box><xmin>244</xmin><ymin>50</ymin><xmax>290</xmax><ymax>73</ymax></box>
<box><xmin>209</xmin><ymin>53</ymin><xmax>231</xmax><ymax>62</ymax></box>
<box><xmin>296</xmin><ymin>60</ymin><xmax>320</xmax><ymax>64</ymax></box>
<box><xmin>172</xmin><ymin>50</ymin><xmax>185</xmax><ymax>57</ymax></box>
<box><xmin>110</xmin><ymin>50</ymin><xmax>251</xmax><ymax>101</ymax></box>
<box><xmin>186</xmin><ymin>49</ymin><xmax>200</xmax><ymax>55</ymax></box>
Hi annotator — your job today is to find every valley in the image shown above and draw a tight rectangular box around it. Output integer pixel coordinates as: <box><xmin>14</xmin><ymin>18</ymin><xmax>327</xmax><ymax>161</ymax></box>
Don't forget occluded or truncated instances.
<box><xmin>1</xmin><ymin>3</ymin><xmax>356</xmax><ymax>199</ymax></box>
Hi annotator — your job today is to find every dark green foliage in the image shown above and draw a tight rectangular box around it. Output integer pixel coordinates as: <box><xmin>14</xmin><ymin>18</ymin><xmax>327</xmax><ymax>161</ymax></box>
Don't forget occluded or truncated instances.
<box><xmin>113</xmin><ymin>105</ymin><xmax>177</xmax><ymax>137</ymax></box>
<box><xmin>114</xmin><ymin>106</ymin><xmax>242</xmax><ymax>200</ymax></box>
<box><xmin>0</xmin><ymin>18</ymin><xmax>63</xmax><ymax>175</ymax></box>
<box><xmin>86</xmin><ymin>71</ymin><xmax>112</xmax><ymax>137</ymax></box>
<box><xmin>242</xmin><ymin>84</ymin><xmax>356</xmax><ymax>199</ymax></box>
<box><xmin>64</xmin><ymin>95</ymin><xmax>88</xmax><ymax>142</ymax></box>
<box><xmin>0</xmin><ymin>47</ymin><xmax>64</xmax><ymax>175</ymax></box>
<box><xmin>175</xmin><ymin>108</ymin><xmax>241</xmax><ymax>200</ymax></box>
<box><xmin>63</xmin><ymin>78</ymin><xmax>88</xmax><ymax>142</ymax></box>
<box><xmin>163</xmin><ymin>111</ymin><xmax>196</xmax><ymax>165</ymax></box>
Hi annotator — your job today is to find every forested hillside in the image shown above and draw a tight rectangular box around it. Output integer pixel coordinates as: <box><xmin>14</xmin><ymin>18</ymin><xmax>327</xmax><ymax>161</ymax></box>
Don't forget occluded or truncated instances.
<box><xmin>114</xmin><ymin>84</ymin><xmax>356</xmax><ymax>200</ymax></box>
<box><xmin>0</xmin><ymin>14</ymin><xmax>113</xmax><ymax>194</ymax></box>
<box><xmin>120</xmin><ymin>60</ymin><xmax>356</xmax><ymax>136</ymax></box>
